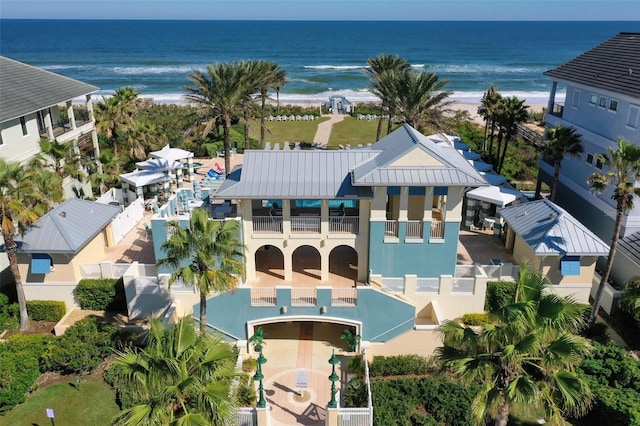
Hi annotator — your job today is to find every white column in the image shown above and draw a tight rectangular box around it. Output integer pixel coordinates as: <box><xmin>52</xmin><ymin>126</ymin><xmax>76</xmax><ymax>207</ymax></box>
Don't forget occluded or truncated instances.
<box><xmin>370</xmin><ymin>187</ymin><xmax>387</xmax><ymax>221</ymax></box>
<box><xmin>321</xmin><ymin>250</ymin><xmax>329</xmax><ymax>281</ymax></box>
<box><xmin>67</xmin><ymin>100</ymin><xmax>77</xmax><ymax>129</ymax></box>
<box><xmin>284</xmin><ymin>247</ymin><xmax>293</xmax><ymax>281</ymax></box>
<box><xmin>44</xmin><ymin>109</ymin><xmax>55</xmax><ymax>140</ymax></box>
<box><xmin>91</xmin><ymin>129</ymin><xmax>103</xmax><ymax>175</ymax></box>
<box><xmin>282</xmin><ymin>200</ymin><xmax>292</xmax><ymax>235</ymax></box>
<box><xmin>423</xmin><ymin>187</ymin><xmax>433</xmax><ymax>221</ymax></box>
<box><xmin>398</xmin><ymin>187</ymin><xmax>409</xmax><ymax>221</ymax></box>
<box><xmin>321</xmin><ymin>199</ymin><xmax>329</xmax><ymax>235</ymax></box>
<box><xmin>86</xmin><ymin>94</ymin><xmax>95</xmax><ymax>122</ymax></box>
<box><xmin>547</xmin><ymin>81</ymin><xmax>557</xmax><ymax>113</ymax></box>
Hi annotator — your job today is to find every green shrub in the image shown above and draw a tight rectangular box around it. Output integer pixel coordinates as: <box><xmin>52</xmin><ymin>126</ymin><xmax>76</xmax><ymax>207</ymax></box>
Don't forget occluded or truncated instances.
<box><xmin>461</xmin><ymin>312</ymin><xmax>490</xmax><ymax>326</ymax></box>
<box><xmin>40</xmin><ymin>317</ymin><xmax>119</xmax><ymax>374</ymax></box>
<box><xmin>0</xmin><ymin>334</ymin><xmax>53</xmax><ymax>413</ymax></box>
<box><xmin>242</xmin><ymin>357</ymin><xmax>257</xmax><ymax>373</ymax></box>
<box><xmin>25</xmin><ymin>300</ymin><xmax>66</xmax><ymax>322</ymax></box>
<box><xmin>76</xmin><ymin>278</ymin><xmax>126</xmax><ymax>312</ymax></box>
<box><xmin>104</xmin><ymin>364</ymin><xmax>138</xmax><ymax>409</ymax></box>
<box><xmin>235</xmin><ymin>378</ymin><xmax>257</xmax><ymax>407</ymax></box>
<box><xmin>485</xmin><ymin>281</ymin><xmax>516</xmax><ymax>312</ymax></box>
<box><xmin>369</xmin><ymin>355</ymin><xmax>429</xmax><ymax>377</ymax></box>
<box><xmin>343</xmin><ymin>377</ymin><xmax>368</xmax><ymax>408</ymax></box>
<box><xmin>0</xmin><ymin>292</ymin><xmax>19</xmax><ymax>331</ymax></box>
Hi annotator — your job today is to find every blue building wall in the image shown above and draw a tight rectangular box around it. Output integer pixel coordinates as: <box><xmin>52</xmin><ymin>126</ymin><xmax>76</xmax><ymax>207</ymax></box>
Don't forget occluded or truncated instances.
<box><xmin>199</xmin><ymin>287</ymin><xmax>416</xmax><ymax>342</ymax></box>
<box><xmin>368</xmin><ymin>221</ymin><xmax>458</xmax><ymax>278</ymax></box>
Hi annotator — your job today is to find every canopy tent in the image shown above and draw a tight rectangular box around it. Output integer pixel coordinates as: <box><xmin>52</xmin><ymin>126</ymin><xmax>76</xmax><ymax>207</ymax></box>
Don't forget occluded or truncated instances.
<box><xmin>150</xmin><ymin>144</ymin><xmax>194</xmax><ymax>162</ymax></box>
<box><xmin>135</xmin><ymin>158</ymin><xmax>182</xmax><ymax>172</ymax></box>
<box><xmin>466</xmin><ymin>185</ymin><xmax>524</xmax><ymax>207</ymax></box>
<box><xmin>481</xmin><ymin>172</ymin><xmax>507</xmax><ymax>186</ymax></box>
<box><xmin>459</xmin><ymin>150</ymin><xmax>481</xmax><ymax>160</ymax></box>
<box><xmin>468</xmin><ymin>159</ymin><xmax>493</xmax><ymax>172</ymax></box>
<box><xmin>120</xmin><ymin>169</ymin><xmax>170</xmax><ymax>187</ymax></box>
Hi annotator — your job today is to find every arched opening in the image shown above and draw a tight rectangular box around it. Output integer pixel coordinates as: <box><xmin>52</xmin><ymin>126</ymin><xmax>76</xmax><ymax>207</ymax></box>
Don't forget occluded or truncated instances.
<box><xmin>255</xmin><ymin>245</ymin><xmax>284</xmax><ymax>280</ymax></box>
<box><xmin>329</xmin><ymin>245</ymin><xmax>358</xmax><ymax>286</ymax></box>
<box><xmin>292</xmin><ymin>245</ymin><xmax>321</xmax><ymax>281</ymax></box>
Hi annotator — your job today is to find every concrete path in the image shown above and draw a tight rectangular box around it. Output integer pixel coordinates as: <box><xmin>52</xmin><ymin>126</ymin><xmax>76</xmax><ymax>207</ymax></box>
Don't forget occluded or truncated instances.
<box><xmin>313</xmin><ymin>114</ymin><xmax>345</xmax><ymax>147</ymax></box>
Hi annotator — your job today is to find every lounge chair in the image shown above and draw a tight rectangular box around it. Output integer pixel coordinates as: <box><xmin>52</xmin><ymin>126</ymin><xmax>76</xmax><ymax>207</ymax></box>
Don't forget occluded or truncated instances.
<box><xmin>207</xmin><ymin>169</ymin><xmax>224</xmax><ymax>179</ymax></box>
<box><xmin>214</xmin><ymin>162</ymin><xmax>225</xmax><ymax>173</ymax></box>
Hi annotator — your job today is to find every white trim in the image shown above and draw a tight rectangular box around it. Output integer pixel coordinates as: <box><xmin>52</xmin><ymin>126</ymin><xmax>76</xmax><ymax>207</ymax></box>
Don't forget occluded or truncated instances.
<box><xmin>246</xmin><ymin>315</ymin><xmax>363</xmax><ymax>342</ymax></box>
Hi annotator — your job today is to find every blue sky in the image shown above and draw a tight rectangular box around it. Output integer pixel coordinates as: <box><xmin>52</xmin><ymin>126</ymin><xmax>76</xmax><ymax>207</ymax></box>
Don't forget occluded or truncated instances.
<box><xmin>1</xmin><ymin>0</ymin><xmax>638</xmax><ymax>20</ymax></box>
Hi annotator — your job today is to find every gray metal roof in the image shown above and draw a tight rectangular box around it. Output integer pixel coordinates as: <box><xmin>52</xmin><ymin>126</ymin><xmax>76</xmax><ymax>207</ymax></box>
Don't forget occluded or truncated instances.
<box><xmin>352</xmin><ymin>124</ymin><xmax>488</xmax><ymax>187</ymax></box>
<box><xmin>214</xmin><ymin>150</ymin><xmax>377</xmax><ymax>199</ymax></box>
<box><xmin>16</xmin><ymin>199</ymin><xmax>121</xmax><ymax>254</ymax></box>
<box><xmin>544</xmin><ymin>32</ymin><xmax>640</xmax><ymax>98</ymax></box>
<box><xmin>0</xmin><ymin>56</ymin><xmax>99</xmax><ymax>123</ymax></box>
<box><xmin>500</xmin><ymin>199</ymin><xmax>609</xmax><ymax>256</ymax></box>
<box><xmin>618</xmin><ymin>231</ymin><xmax>640</xmax><ymax>265</ymax></box>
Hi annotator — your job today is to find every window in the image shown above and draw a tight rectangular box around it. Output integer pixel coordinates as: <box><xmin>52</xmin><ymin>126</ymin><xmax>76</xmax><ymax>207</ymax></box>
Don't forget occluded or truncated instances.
<box><xmin>589</xmin><ymin>94</ymin><xmax>598</xmax><ymax>105</ymax></box>
<box><xmin>19</xmin><ymin>116</ymin><xmax>28</xmax><ymax>136</ymax></box>
<box><xmin>560</xmin><ymin>256</ymin><xmax>581</xmax><ymax>276</ymax></box>
<box><xmin>31</xmin><ymin>254</ymin><xmax>53</xmax><ymax>274</ymax></box>
<box><xmin>586</xmin><ymin>153</ymin><xmax>594</xmax><ymax>164</ymax></box>
<box><xmin>627</xmin><ymin>105</ymin><xmax>640</xmax><ymax>129</ymax></box>
<box><xmin>599</xmin><ymin>96</ymin><xmax>607</xmax><ymax>108</ymax></box>
<box><xmin>571</xmin><ymin>89</ymin><xmax>581</xmax><ymax>108</ymax></box>
<box><xmin>609</xmin><ymin>100</ymin><xmax>618</xmax><ymax>112</ymax></box>
<box><xmin>596</xmin><ymin>158</ymin><xmax>603</xmax><ymax>169</ymax></box>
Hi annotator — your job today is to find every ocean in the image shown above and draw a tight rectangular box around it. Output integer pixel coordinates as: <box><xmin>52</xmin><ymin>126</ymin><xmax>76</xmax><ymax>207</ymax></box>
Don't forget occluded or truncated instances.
<box><xmin>1</xmin><ymin>20</ymin><xmax>640</xmax><ymax>105</ymax></box>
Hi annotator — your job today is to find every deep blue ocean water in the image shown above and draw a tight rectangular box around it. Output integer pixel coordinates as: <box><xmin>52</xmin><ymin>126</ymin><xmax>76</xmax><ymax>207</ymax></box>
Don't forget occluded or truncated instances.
<box><xmin>2</xmin><ymin>20</ymin><xmax>639</xmax><ymax>104</ymax></box>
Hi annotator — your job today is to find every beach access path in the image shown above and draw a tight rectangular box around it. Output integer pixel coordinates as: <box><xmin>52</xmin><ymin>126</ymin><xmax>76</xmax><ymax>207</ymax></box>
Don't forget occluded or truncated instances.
<box><xmin>313</xmin><ymin>114</ymin><xmax>345</xmax><ymax>147</ymax></box>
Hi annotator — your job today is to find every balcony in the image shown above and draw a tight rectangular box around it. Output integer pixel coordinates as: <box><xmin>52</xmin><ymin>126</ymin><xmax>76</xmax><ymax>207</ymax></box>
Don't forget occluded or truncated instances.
<box><xmin>406</xmin><ymin>220</ymin><xmax>423</xmax><ymax>239</ymax></box>
<box><xmin>249</xmin><ymin>287</ymin><xmax>357</xmax><ymax>307</ymax></box>
<box><xmin>291</xmin><ymin>216</ymin><xmax>320</xmax><ymax>233</ymax></box>
<box><xmin>430</xmin><ymin>220</ymin><xmax>444</xmax><ymax>239</ymax></box>
<box><xmin>550</xmin><ymin>103</ymin><xmax>564</xmax><ymax>118</ymax></box>
<box><xmin>253</xmin><ymin>216</ymin><xmax>283</xmax><ymax>233</ymax></box>
<box><xmin>252</xmin><ymin>215</ymin><xmax>359</xmax><ymax>234</ymax></box>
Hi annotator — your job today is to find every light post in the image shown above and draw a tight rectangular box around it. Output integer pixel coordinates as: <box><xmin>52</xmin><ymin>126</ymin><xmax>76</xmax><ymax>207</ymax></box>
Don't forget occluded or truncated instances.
<box><xmin>253</xmin><ymin>349</ymin><xmax>267</xmax><ymax>408</ymax></box>
<box><xmin>328</xmin><ymin>350</ymin><xmax>340</xmax><ymax>408</ymax></box>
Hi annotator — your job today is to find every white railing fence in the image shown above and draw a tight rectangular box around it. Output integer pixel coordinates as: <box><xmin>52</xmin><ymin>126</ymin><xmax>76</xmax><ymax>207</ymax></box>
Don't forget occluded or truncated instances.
<box><xmin>384</xmin><ymin>220</ymin><xmax>398</xmax><ymax>238</ymax></box>
<box><xmin>331</xmin><ymin>288</ymin><xmax>357</xmax><ymax>306</ymax></box>
<box><xmin>430</xmin><ymin>220</ymin><xmax>444</xmax><ymax>239</ymax></box>
<box><xmin>330</xmin><ymin>217</ymin><xmax>359</xmax><ymax>234</ymax></box>
<box><xmin>235</xmin><ymin>407</ymin><xmax>257</xmax><ymax>426</ymax></box>
<box><xmin>291</xmin><ymin>288</ymin><xmax>317</xmax><ymax>306</ymax></box>
<box><xmin>406</xmin><ymin>220</ymin><xmax>423</xmax><ymax>238</ymax></box>
<box><xmin>250</xmin><ymin>288</ymin><xmax>277</xmax><ymax>306</ymax></box>
<box><xmin>416</xmin><ymin>278</ymin><xmax>440</xmax><ymax>293</ymax></box>
<box><xmin>381</xmin><ymin>277</ymin><xmax>404</xmax><ymax>293</ymax></box>
<box><xmin>253</xmin><ymin>216</ymin><xmax>282</xmax><ymax>233</ymax></box>
<box><xmin>78</xmin><ymin>262</ymin><xmax>156</xmax><ymax>279</ymax></box>
<box><xmin>291</xmin><ymin>217</ymin><xmax>321</xmax><ymax>233</ymax></box>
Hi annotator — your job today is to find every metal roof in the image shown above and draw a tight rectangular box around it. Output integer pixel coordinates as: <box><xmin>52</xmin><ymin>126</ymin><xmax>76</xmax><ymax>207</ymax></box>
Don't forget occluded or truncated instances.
<box><xmin>500</xmin><ymin>199</ymin><xmax>610</xmax><ymax>256</ymax></box>
<box><xmin>15</xmin><ymin>199</ymin><xmax>121</xmax><ymax>254</ymax></box>
<box><xmin>618</xmin><ymin>231</ymin><xmax>640</xmax><ymax>265</ymax></box>
<box><xmin>0</xmin><ymin>56</ymin><xmax>99</xmax><ymax>123</ymax></box>
<box><xmin>351</xmin><ymin>124</ymin><xmax>488</xmax><ymax>187</ymax></box>
<box><xmin>544</xmin><ymin>32</ymin><xmax>640</xmax><ymax>98</ymax></box>
<box><xmin>214</xmin><ymin>150</ymin><xmax>377</xmax><ymax>199</ymax></box>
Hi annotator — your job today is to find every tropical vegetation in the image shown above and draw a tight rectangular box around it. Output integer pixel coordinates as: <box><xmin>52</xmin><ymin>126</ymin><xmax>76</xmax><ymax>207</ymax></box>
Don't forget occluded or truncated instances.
<box><xmin>157</xmin><ymin>207</ymin><xmax>245</xmax><ymax>332</ymax></box>
<box><xmin>587</xmin><ymin>139</ymin><xmax>640</xmax><ymax>326</ymax></box>
<box><xmin>108</xmin><ymin>318</ymin><xmax>238</xmax><ymax>426</ymax></box>
<box><xmin>438</xmin><ymin>267</ymin><xmax>593</xmax><ymax>426</ymax></box>
<box><xmin>542</xmin><ymin>124</ymin><xmax>584</xmax><ymax>202</ymax></box>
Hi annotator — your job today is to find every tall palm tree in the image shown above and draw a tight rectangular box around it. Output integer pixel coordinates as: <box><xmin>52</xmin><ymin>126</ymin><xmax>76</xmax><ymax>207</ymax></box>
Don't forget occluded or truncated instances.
<box><xmin>395</xmin><ymin>69</ymin><xmax>452</xmax><ymax>132</ymax></box>
<box><xmin>486</xmin><ymin>93</ymin><xmax>504</xmax><ymax>162</ymax></box>
<box><xmin>543</xmin><ymin>125</ymin><xmax>584</xmax><ymax>202</ymax></box>
<box><xmin>111</xmin><ymin>318</ymin><xmax>238</xmax><ymax>425</ymax></box>
<box><xmin>496</xmin><ymin>96</ymin><xmax>529</xmax><ymax>174</ymax></box>
<box><xmin>438</xmin><ymin>267</ymin><xmax>593</xmax><ymax>426</ymax></box>
<box><xmin>587</xmin><ymin>139</ymin><xmax>640</xmax><ymax>326</ymax></box>
<box><xmin>249</xmin><ymin>60</ymin><xmax>287</xmax><ymax>148</ymax></box>
<box><xmin>479</xmin><ymin>86</ymin><xmax>499</xmax><ymax>151</ymax></box>
<box><xmin>156</xmin><ymin>208</ymin><xmax>245</xmax><ymax>332</ymax></box>
<box><xmin>366</xmin><ymin>54</ymin><xmax>411</xmax><ymax>140</ymax></box>
<box><xmin>184</xmin><ymin>62</ymin><xmax>252</xmax><ymax>174</ymax></box>
<box><xmin>0</xmin><ymin>160</ymin><xmax>59</xmax><ymax>330</ymax></box>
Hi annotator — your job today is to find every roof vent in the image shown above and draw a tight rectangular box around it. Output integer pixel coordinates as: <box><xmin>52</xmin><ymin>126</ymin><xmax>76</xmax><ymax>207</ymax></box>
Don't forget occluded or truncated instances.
<box><xmin>59</xmin><ymin>211</ymin><xmax>66</xmax><ymax>218</ymax></box>
<box><xmin>548</xmin><ymin>213</ymin><xmax>556</xmax><ymax>221</ymax></box>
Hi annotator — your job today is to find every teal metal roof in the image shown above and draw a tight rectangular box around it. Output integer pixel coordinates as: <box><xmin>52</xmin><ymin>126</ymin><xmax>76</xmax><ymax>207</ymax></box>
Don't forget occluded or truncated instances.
<box><xmin>0</xmin><ymin>56</ymin><xmax>99</xmax><ymax>123</ymax></box>
<box><xmin>500</xmin><ymin>199</ymin><xmax>609</xmax><ymax>256</ymax></box>
<box><xmin>16</xmin><ymin>199</ymin><xmax>121</xmax><ymax>254</ymax></box>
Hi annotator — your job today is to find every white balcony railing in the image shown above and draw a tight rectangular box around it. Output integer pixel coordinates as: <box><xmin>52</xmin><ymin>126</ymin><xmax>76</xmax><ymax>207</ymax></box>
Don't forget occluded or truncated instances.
<box><xmin>253</xmin><ymin>216</ymin><xmax>282</xmax><ymax>233</ymax></box>
<box><xmin>329</xmin><ymin>216</ymin><xmax>359</xmax><ymax>234</ymax></box>
<box><xmin>331</xmin><ymin>287</ymin><xmax>357</xmax><ymax>306</ymax></box>
<box><xmin>250</xmin><ymin>288</ymin><xmax>277</xmax><ymax>306</ymax></box>
<box><xmin>291</xmin><ymin>216</ymin><xmax>321</xmax><ymax>233</ymax></box>
<box><xmin>385</xmin><ymin>220</ymin><xmax>398</xmax><ymax>238</ymax></box>
<box><xmin>406</xmin><ymin>220</ymin><xmax>423</xmax><ymax>238</ymax></box>
<box><xmin>291</xmin><ymin>288</ymin><xmax>317</xmax><ymax>306</ymax></box>
<box><xmin>430</xmin><ymin>220</ymin><xmax>444</xmax><ymax>239</ymax></box>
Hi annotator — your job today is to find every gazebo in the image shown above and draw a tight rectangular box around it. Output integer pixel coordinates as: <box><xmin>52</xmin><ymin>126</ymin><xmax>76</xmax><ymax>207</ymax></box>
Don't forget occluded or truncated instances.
<box><xmin>150</xmin><ymin>145</ymin><xmax>195</xmax><ymax>183</ymax></box>
<box><xmin>120</xmin><ymin>169</ymin><xmax>172</xmax><ymax>205</ymax></box>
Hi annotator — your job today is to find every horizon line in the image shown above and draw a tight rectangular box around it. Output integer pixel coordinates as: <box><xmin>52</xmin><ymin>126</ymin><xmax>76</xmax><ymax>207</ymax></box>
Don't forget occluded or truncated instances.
<box><xmin>1</xmin><ymin>18</ymin><xmax>638</xmax><ymax>22</ymax></box>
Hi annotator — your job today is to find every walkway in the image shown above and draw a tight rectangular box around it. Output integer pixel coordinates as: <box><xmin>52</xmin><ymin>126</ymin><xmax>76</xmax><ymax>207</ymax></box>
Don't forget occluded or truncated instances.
<box><xmin>261</xmin><ymin>322</ymin><xmax>347</xmax><ymax>426</ymax></box>
<box><xmin>313</xmin><ymin>114</ymin><xmax>345</xmax><ymax>147</ymax></box>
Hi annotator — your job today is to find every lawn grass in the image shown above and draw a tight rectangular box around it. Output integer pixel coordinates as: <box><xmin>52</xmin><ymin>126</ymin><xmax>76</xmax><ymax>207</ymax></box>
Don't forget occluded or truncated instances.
<box><xmin>327</xmin><ymin>116</ymin><xmax>379</xmax><ymax>148</ymax></box>
<box><xmin>246</xmin><ymin>117</ymin><xmax>329</xmax><ymax>145</ymax></box>
<box><xmin>0</xmin><ymin>379</ymin><xmax>120</xmax><ymax>426</ymax></box>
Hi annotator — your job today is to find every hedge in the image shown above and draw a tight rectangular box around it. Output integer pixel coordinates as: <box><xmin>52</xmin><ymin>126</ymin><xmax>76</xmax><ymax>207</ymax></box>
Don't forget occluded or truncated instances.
<box><xmin>25</xmin><ymin>300</ymin><xmax>66</xmax><ymax>322</ymax></box>
<box><xmin>485</xmin><ymin>280</ymin><xmax>516</xmax><ymax>312</ymax></box>
<box><xmin>0</xmin><ymin>334</ymin><xmax>53</xmax><ymax>413</ymax></box>
<box><xmin>461</xmin><ymin>312</ymin><xmax>490</xmax><ymax>326</ymax></box>
<box><xmin>369</xmin><ymin>355</ymin><xmax>430</xmax><ymax>377</ymax></box>
<box><xmin>76</xmin><ymin>278</ymin><xmax>126</xmax><ymax>312</ymax></box>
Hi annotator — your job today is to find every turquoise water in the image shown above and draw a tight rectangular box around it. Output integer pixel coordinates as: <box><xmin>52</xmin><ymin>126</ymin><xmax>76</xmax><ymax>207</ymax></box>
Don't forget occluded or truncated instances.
<box><xmin>2</xmin><ymin>20</ymin><xmax>639</xmax><ymax>104</ymax></box>
<box><xmin>268</xmin><ymin>199</ymin><xmax>357</xmax><ymax>208</ymax></box>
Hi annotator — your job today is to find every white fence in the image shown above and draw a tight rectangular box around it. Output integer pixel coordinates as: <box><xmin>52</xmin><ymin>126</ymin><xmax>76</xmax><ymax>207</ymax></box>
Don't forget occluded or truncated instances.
<box><xmin>79</xmin><ymin>262</ymin><xmax>156</xmax><ymax>279</ymax></box>
<box><xmin>96</xmin><ymin>188</ymin><xmax>145</xmax><ymax>243</ymax></box>
<box><xmin>250</xmin><ymin>288</ymin><xmax>277</xmax><ymax>306</ymax></box>
<box><xmin>291</xmin><ymin>288</ymin><xmax>317</xmax><ymax>306</ymax></box>
<box><xmin>332</xmin><ymin>288</ymin><xmax>357</xmax><ymax>306</ymax></box>
<box><xmin>235</xmin><ymin>408</ymin><xmax>257</xmax><ymax>426</ymax></box>
<box><xmin>337</xmin><ymin>408</ymin><xmax>371</xmax><ymax>426</ymax></box>
<box><xmin>406</xmin><ymin>220</ymin><xmax>423</xmax><ymax>238</ymax></box>
<box><xmin>416</xmin><ymin>278</ymin><xmax>440</xmax><ymax>293</ymax></box>
<box><xmin>381</xmin><ymin>277</ymin><xmax>404</xmax><ymax>293</ymax></box>
<box><xmin>430</xmin><ymin>220</ymin><xmax>444</xmax><ymax>239</ymax></box>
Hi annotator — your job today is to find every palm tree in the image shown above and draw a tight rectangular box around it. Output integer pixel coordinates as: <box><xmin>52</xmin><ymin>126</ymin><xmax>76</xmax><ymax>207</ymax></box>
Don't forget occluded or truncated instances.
<box><xmin>249</xmin><ymin>60</ymin><xmax>287</xmax><ymax>147</ymax></box>
<box><xmin>543</xmin><ymin>125</ymin><xmax>584</xmax><ymax>202</ymax></box>
<box><xmin>0</xmin><ymin>160</ymin><xmax>59</xmax><ymax>330</ymax></box>
<box><xmin>438</xmin><ymin>266</ymin><xmax>593</xmax><ymax>426</ymax></box>
<box><xmin>156</xmin><ymin>208</ymin><xmax>245</xmax><ymax>332</ymax></box>
<box><xmin>486</xmin><ymin>93</ymin><xmax>504</xmax><ymax>162</ymax></box>
<box><xmin>184</xmin><ymin>62</ymin><xmax>253</xmax><ymax>174</ymax></box>
<box><xmin>29</xmin><ymin>139</ymin><xmax>84</xmax><ymax>182</ymax></box>
<box><xmin>111</xmin><ymin>318</ymin><xmax>238</xmax><ymax>425</ymax></box>
<box><xmin>479</xmin><ymin>86</ymin><xmax>499</xmax><ymax>151</ymax></box>
<box><xmin>366</xmin><ymin>54</ymin><xmax>411</xmax><ymax>140</ymax></box>
<box><xmin>587</xmin><ymin>139</ymin><xmax>640</xmax><ymax>326</ymax></box>
<box><xmin>495</xmin><ymin>96</ymin><xmax>529</xmax><ymax>174</ymax></box>
<box><xmin>395</xmin><ymin>69</ymin><xmax>452</xmax><ymax>132</ymax></box>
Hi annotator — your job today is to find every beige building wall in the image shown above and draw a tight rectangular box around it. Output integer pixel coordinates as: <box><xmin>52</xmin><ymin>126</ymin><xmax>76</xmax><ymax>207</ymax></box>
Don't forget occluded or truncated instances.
<box><xmin>0</xmin><ymin>113</ymin><xmax>42</xmax><ymax>163</ymax></box>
